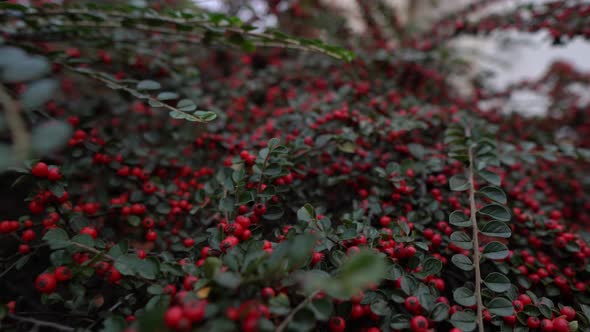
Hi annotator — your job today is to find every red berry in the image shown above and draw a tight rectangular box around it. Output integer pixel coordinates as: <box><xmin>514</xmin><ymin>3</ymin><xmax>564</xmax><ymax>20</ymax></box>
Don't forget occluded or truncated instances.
<box><xmin>517</xmin><ymin>294</ymin><xmax>532</xmax><ymax>306</ymax></box>
<box><xmin>18</xmin><ymin>244</ymin><xmax>30</xmax><ymax>254</ymax></box>
<box><xmin>80</xmin><ymin>227</ymin><xmax>98</xmax><ymax>239</ymax></box>
<box><xmin>164</xmin><ymin>306</ymin><xmax>185</xmax><ymax>329</ymax></box>
<box><xmin>35</xmin><ymin>273</ymin><xmax>57</xmax><ymax>294</ymax></box>
<box><xmin>183</xmin><ymin>275</ymin><xmax>199</xmax><ymax>290</ymax></box>
<box><xmin>329</xmin><ymin>316</ymin><xmax>346</xmax><ymax>332</ymax></box>
<box><xmin>21</xmin><ymin>229</ymin><xmax>36</xmax><ymax>242</ymax></box>
<box><xmin>183</xmin><ymin>300</ymin><xmax>206</xmax><ymax>322</ymax></box>
<box><xmin>107</xmin><ymin>267</ymin><xmax>122</xmax><ymax>283</ymax></box>
<box><xmin>253</xmin><ymin>203</ymin><xmax>267</xmax><ymax>216</ymax></box>
<box><xmin>404</xmin><ymin>296</ymin><xmax>421</xmax><ymax>314</ymax></box>
<box><xmin>350</xmin><ymin>304</ymin><xmax>364</xmax><ymax>319</ymax></box>
<box><xmin>527</xmin><ymin>316</ymin><xmax>541</xmax><ymax>329</ymax></box>
<box><xmin>261</xmin><ymin>287</ymin><xmax>276</xmax><ymax>298</ymax></box>
<box><xmin>410</xmin><ymin>315</ymin><xmax>429</xmax><ymax>332</ymax></box>
<box><xmin>183</xmin><ymin>238</ymin><xmax>195</xmax><ymax>248</ymax></box>
<box><xmin>552</xmin><ymin>317</ymin><xmax>570</xmax><ymax>332</ymax></box>
<box><xmin>47</xmin><ymin>168</ymin><xmax>62</xmax><ymax>181</ymax></box>
<box><xmin>541</xmin><ymin>318</ymin><xmax>554</xmax><ymax>332</ymax></box>
<box><xmin>560</xmin><ymin>306</ymin><xmax>576</xmax><ymax>321</ymax></box>
<box><xmin>145</xmin><ymin>230</ymin><xmax>157</xmax><ymax>241</ymax></box>
<box><xmin>54</xmin><ymin>266</ymin><xmax>72</xmax><ymax>281</ymax></box>
<box><xmin>31</xmin><ymin>162</ymin><xmax>49</xmax><ymax>177</ymax></box>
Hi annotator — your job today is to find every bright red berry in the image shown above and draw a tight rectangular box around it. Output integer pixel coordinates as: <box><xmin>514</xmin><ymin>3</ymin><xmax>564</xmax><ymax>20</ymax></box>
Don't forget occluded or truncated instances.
<box><xmin>35</xmin><ymin>273</ymin><xmax>57</xmax><ymax>294</ymax></box>
<box><xmin>31</xmin><ymin>162</ymin><xmax>49</xmax><ymax>177</ymax></box>
<box><xmin>54</xmin><ymin>266</ymin><xmax>72</xmax><ymax>282</ymax></box>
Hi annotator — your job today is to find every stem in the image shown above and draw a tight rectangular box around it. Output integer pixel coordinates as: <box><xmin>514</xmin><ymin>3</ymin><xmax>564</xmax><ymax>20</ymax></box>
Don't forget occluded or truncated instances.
<box><xmin>467</xmin><ymin>136</ymin><xmax>484</xmax><ymax>332</ymax></box>
<box><xmin>7</xmin><ymin>313</ymin><xmax>75</xmax><ymax>332</ymax></box>
<box><xmin>0</xmin><ymin>84</ymin><xmax>30</xmax><ymax>161</ymax></box>
<box><xmin>275</xmin><ymin>290</ymin><xmax>320</xmax><ymax>332</ymax></box>
<box><xmin>62</xmin><ymin>64</ymin><xmax>207</xmax><ymax>123</ymax></box>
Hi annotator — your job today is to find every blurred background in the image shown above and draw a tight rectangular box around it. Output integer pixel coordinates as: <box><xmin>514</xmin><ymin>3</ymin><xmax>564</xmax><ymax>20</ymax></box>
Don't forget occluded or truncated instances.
<box><xmin>196</xmin><ymin>0</ymin><xmax>590</xmax><ymax>116</ymax></box>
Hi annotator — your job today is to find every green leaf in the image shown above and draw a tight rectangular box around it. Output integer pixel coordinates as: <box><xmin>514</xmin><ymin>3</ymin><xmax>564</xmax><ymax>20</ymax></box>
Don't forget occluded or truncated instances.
<box><xmin>449</xmin><ymin>210</ymin><xmax>471</xmax><ymax>227</ymax></box>
<box><xmin>214</xmin><ymin>272</ymin><xmax>241</xmax><ymax>289</ymax></box>
<box><xmin>156</xmin><ymin>92</ymin><xmax>179</xmax><ymax>101</ymax></box>
<box><xmin>484</xmin><ymin>272</ymin><xmax>512</xmax><ymax>293</ymax></box>
<box><xmin>203</xmin><ymin>257</ymin><xmax>222</xmax><ymax>278</ymax></box>
<box><xmin>450</xmin><ymin>311</ymin><xmax>477</xmax><ymax>332</ymax></box>
<box><xmin>487</xmin><ymin>297</ymin><xmax>514</xmax><ymax>317</ymax></box>
<box><xmin>323</xmin><ymin>250</ymin><xmax>386</xmax><ymax>299</ymax></box>
<box><xmin>449</xmin><ymin>174</ymin><xmax>469</xmax><ymax>191</ymax></box>
<box><xmin>15</xmin><ymin>254</ymin><xmax>30</xmax><ymax>270</ymax></box>
<box><xmin>43</xmin><ymin>228</ymin><xmax>69</xmax><ymax>249</ymax></box>
<box><xmin>263</xmin><ymin>206</ymin><xmax>284</xmax><ymax>221</ymax></box>
<box><xmin>478</xmin><ymin>186</ymin><xmax>507</xmax><ymax>204</ymax></box>
<box><xmin>20</xmin><ymin>79</ymin><xmax>58</xmax><ymax>111</ymax></box>
<box><xmin>71</xmin><ymin>234</ymin><xmax>94</xmax><ymax>248</ymax></box>
<box><xmin>478</xmin><ymin>204</ymin><xmax>511</xmax><ymax>222</ymax></box>
<box><xmin>478</xmin><ymin>170</ymin><xmax>501</xmax><ymax>186</ymax></box>
<box><xmin>416</xmin><ymin>257</ymin><xmax>442</xmax><ymax>278</ymax></box>
<box><xmin>451</xmin><ymin>254</ymin><xmax>473</xmax><ymax>271</ymax></box>
<box><xmin>297</xmin><ymin>204</ymin><xmax>316</xmax><ymax>223</ymax></box>
<box><xmin>177</xmin><ymin>99</ymin><xmax>197</xmax><ymax>112</ymax></box>
<box><xmin>0</xmin><ymin>50</ymin><xmax>50</xmax><ymax>82</ymax></box>
<box><xmin>480</xmin><ymin>221</ymin><xmax>511</xmax><ymax>238</ymax></box>
<box><xmin>308</xmin><ymin>297</ymin><xmax>333</xmax><ymax>321</ymax></box>
<box><xmin>431</xmin><ymin>302</ymin><xmax>450</xmax><ymax>322</ymax></box>
<box><xmin>194</xmin><ymin>111</ymin><xmax>217</xmax><ymax>122</ymax></box>
<box><xmin>407</xmin><ymin>143</ymin><xmax>425</xmax><ymax>159</ymax></box>
<box><xmin>450</xmin><ymin>231</ymin><xmax>472</xmax><ymax>249</ymax></box>
<box><xmin>100</xmin><ymin>315</ymin><xmax>125</xmax><ymax>332</ymax></box>
<box><xmin>482</xmin><ymin>242</ymin><xmax>509</xmax><ymax>260</ymax></box>
<box><xmin>31</xmin><ymin>120</ymin><xmax>73</xmax><ymax>156</ymax></box>
<box><xmin>136</xmin><ymin>80</ymin><xmax>161</xmax><ymax>90</ymax></box>
<box><xmin>127</xmin><ymin>215</ymin><xmax>141</xmax><ymax>227</ymax></box>
<box><xmin>113</xmin><ymin>254</ymin><xmax>158</xmax><ymax>280</ymax></box>
<box><xmin>453</xmin><ymin>287</ymin><xmax>476</xmax><ymax>306</ymax></box>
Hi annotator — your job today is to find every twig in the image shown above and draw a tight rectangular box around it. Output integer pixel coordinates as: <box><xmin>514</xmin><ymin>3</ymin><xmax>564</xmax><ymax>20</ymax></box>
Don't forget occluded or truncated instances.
<box><xmin>466</xmin><ymin>128</ymin><xmax>485</xmax><ymax>332</ymax></box>
<box><xmin>0</xmin><ymin>84</ymin><xmax>30</xmax><ymax>161</ymax></box>
<box><xmin>275</xmin><ymin>290</ymin><xmax>320</xmax><ymax>332</ymax></box>
<box><xmin>7</xmin><ymin>313</ymin><xmax>75</xmax><ymax>332</ymax></box>
<box><xmin>62</xmin><ymin>64</ymin><xmax>207</xmax><ymax>123</ymax></box>
<box><xmin>86</xmin><ymin>293</ymin><xmax>134</xmax><ymax>330</ymax></box>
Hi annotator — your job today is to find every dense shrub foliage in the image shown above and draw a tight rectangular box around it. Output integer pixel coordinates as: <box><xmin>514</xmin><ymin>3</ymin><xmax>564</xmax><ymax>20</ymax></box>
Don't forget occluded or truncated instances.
<box><xmin>1</xmin><ymin>1</ymin><xmax>590</xmax><ymax>332</ymax></box>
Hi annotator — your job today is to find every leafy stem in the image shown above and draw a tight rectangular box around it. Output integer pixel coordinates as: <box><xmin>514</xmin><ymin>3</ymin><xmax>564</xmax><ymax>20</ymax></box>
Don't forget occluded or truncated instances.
<box><xmin>466</xmin><ymin>128</ymin><xmax>484</xmax><ymax>332</ymax></box>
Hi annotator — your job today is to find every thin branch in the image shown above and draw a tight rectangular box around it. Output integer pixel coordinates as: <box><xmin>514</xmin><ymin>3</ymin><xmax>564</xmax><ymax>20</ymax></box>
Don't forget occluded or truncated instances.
<box><xmin>62</xmin><ymin>64</ymin><xmax>207</xmax><ymax>123</ymax></box>
<box><xmin>466</xmin><ymin>128</ymin><xmax>485</xmax><ymax>332</ymax></box>
<box><xmin>0</xmin><ymin>84</ymin><xmax>30</xmax><ymax>161</ymax></box>
<box><xmin>7</xmin><ymin>313</ymin><xmax>75</xmax><ymax>332</ymax></box>
<box><xmin>275</xmin><ymin>290</ymin><xmax>320</xmax><ymax>332</ymax></box>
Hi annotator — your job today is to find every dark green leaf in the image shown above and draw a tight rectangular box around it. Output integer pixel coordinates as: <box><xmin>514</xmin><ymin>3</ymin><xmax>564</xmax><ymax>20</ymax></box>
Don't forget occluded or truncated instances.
<box><xmin>480</xmin><ymin>221</ymin><xmax>511</xmax><ymax>238</ymax></box>
<box><xmin>31</xmin><ymin>120</ymin><xmax>73</xmax><ymax>155</ymax></box>
<box><xmin>453</xmin><ymin>287</ymin><xmax>476</xmax><ymax>306</ymax></box>
<box><xmin>478</xmin><ymin>186</ymin><xmax>507</xmax><ymax>204</ymax></box>
<box><xmin>451</xmin><ymin>254</ymin><xmax>473</xmax><ymax>271</ymax></box>
<box><xmin>449</xmin><ymin>210</ymin><xmax>471</xmax><ymax>227</ymax></box>
<box><xmin>487</xmin><ymin>297</ymin><xmax>514</xmax><ymax>317</ymax></box>
<box><xmin>484</xmin><ymin>272</ymin><xmax>511</xmax><ymax>292</ymax></box>
<box><xmin>449</xmin><ymin>174</ymin><xmax>469</xmax><ymax>191</ymax></box>
<box><xmin>450</xmin><ymin>311</ymin><xmax>476</xmax><ymax>332</ymax></box>
<box><xmin>478</xmin><ymin>170</ymin><xmax>501</xmax><ymax>186</ymax></box>
<box><xmin>137</xmin><ymin>80</ymin><xmax>161</xmax><ymax>90</ymax></box>
<box><xmin>450</xmin><ymin>231</ymin><xmax>472</xmax><ymax>249</ymax></box>
<box><xmin>482</xmin><ymin>242</ymin><xmax>509</xmax><ymax>260</ymax></box>
<box><xmin>478</xmin><ymin>204</ymin><xmax>511</xmax><ymax>222</ymax></box>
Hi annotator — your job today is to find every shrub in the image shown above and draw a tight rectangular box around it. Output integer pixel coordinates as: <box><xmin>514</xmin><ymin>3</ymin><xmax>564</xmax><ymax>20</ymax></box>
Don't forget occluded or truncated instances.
<box><xmin>0</xmin><ymin>1</ymin><xmax>589</xmax><ymax>332</ymax></box>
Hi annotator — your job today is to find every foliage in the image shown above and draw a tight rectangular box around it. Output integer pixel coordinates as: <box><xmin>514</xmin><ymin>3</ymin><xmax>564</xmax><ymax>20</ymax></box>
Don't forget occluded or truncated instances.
<box><xmin>1</xmin><ymin>1</ymin><xmax>590</xmax><ymax>332</ymax></box>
